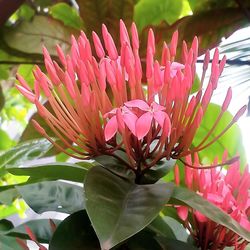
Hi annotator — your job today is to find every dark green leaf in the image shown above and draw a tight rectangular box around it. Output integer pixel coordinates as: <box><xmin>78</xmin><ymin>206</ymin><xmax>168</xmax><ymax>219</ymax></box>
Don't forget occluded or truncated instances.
<box><xmin>0</xmin><ymin>186</ymin><xmax>19</xmax><ymax>205</ymax></box>
<box><xmin>3</xmin><ymin>15</ymin><xmax>78</xmax><ymax>56</ymax></box>
<box><xmin>50</xmin><ymin>3</ymin><xmax>83</xmax><ymax>30</ymax></box>
<box><xmin>147</xmin><ymin>215</ymin><xmax>176</xmax><ymax>240</ymax></box>
<box><xmin>170</xmin><ymin>186</ymin><xmax>250</xmax><ymax>242</ymax></box>
<box><xmin>0</xmin><ymin>139</ymin><xmax>52</xmax><ymax>169</ymax></box>
<box><xmin>6</xmin><ymin>161</ymin><xmax>90</xmax><ymax>183</ymax></box>
<box><xmin>193</xmin><ymin>103</ymin><xmax>246</xmax><ymax>167</ymax></box>
<box><xmin>0</xmin><ymin>235</ymin><xmax>24</xmax><ymax>250</ymax></box>
<box><xmin>49</xmin><ymin>210</ymin><xmax>100</xmax><ymax>250</ymax></box>
<box><xmin>141</xmin><ymin>158</ymin><xmax>176</xmax><ymax>184</ymax></box>
<box><xmin>155</xmin><ymin>237</ymin><xmax>198</xmax><ymax>250</ymax></box>
<box><xmin>94</xmin><ymin>154</ymin><xmax>135</xmax><ymax>180</ymax></box>
<box><xmin>0</xmin><ymin>219</ymin><xmax>14</xmax><ymax>232</ymax></box>
<box><xmin>85</xmin><ymin>165</ymin><xmax>174</xmax><ymax>249</ymax></box>
<box><xmin>16</xmin><ymin>181</ymin><xmax>84</xmax><ymax>214</ymax></box>
<box><xmin>6</xmin><ymin>219</ymin><xmax>61</xmax><ymax>243</ymax></box>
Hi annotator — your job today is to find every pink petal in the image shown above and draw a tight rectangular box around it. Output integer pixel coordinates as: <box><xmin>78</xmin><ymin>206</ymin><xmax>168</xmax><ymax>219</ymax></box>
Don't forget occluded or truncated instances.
<box><xmin>122</xmin><ymin>112</ymin><xmax>138</xmax><ymax>136</ymax></box>
<box><xmin>153</xmin><ymin>111</ymin><xmax>167</xmax><ymax>128</ymax></box>
<box><xmin>151</xmin><ymin>102</ymin><xmax>165</xmax><ymax>112</ymax></box>
<box><xmin>104</xmin><ymin>116</ymin><xmax>118</xmax><ymax>141</ymax></box>
<box><xmin>135</xmin><ymin>112</ymin><xmax>153</xmax><ymax>140</ymax></box>
<box><xmin>125</xmin><ymin>99</ymin><xmax>149</xmax><ymax>111</ymax></box>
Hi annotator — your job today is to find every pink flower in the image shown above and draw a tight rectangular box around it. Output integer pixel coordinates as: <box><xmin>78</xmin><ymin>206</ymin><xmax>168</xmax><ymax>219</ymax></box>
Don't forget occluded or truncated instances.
<box><xmin>174</xmin><ymin>155</ymin><xmax>250</xmax><ymax>249</ymax></box>
<box><xmin>16</xmin><ymin>20</ymin><xmax>246</xmax><ymax>171</ymax></box>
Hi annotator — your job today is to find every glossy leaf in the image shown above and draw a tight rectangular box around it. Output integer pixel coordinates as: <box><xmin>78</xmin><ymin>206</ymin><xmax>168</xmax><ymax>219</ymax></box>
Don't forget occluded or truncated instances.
<box><xmin>147</xmin><ymin>215</ymin><xmax>176</xmax><ymax>240</ymax></box>
<box><xmin>16</xmin><ymin>180</ymin><xmax>84</xmax><ymax>214</ymax></box>
<box><xmin>134</xmin><ymin>0</ymin><xmax>192</xmax><ymax>31</ymax></box>
<box><xmin>0</xmin><ymin>139</ymin><xmax>52</xmax><ymax>169</ymax></box>
<box><xmin>193</xmin><ymin>103</ymin><xmax>246</xmax><ymax>167</ymax></box>
<box><xmin>50</xmin><ymin>3</ymin><xmax>83</xmax><ymax>30</ymax></box>
<box><xmin>0</xmin><ymin>235</ymin><xmax>24</xmax><ymax>250</ymax></box>
<box><xmin>7</xmin><ymin>162</ymin><xmax>90</xmax><ymax>183</ymax></box>
<box><xmin>170</xmin><ymin>186</ymin><xmax>250</xmax><ymax>242</ymax></box>
<box><xmin>85</xmin><ymin>165</ymin><xmax>174</xmax><ymax>249</ymax></box>
<box><xmin>49</xmin><ymin>210</ymin><xmax>100</xmax><ymax>250</ymax></box>
<box><xmin>141</xmin><ymin>158</ymin><xmax>176</xmax><ymax>184</ymax></box>
<box><xmin>5</xmin><ymin>219</ymin><xmax>61</xmax><ymax>243</ymax></box>
<box><xmin>3</xmin><ymin>15</ymin><xmax>78</xmax><ymax>56</ymax></box>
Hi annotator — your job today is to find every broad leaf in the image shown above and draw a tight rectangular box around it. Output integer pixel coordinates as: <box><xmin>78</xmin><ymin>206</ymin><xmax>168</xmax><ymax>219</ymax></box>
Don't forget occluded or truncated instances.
<box><xmin>3</xmin><ymin>15</ymin><xmax>78</xmax><ymax>56</ymax></box>
<box><xmin>77</xmin><ymin>0</ymin><xmax>135</xmax><ymax>41</ymax></box>
<box><xmin>16</xmin><ymin>181</ymin><xmax>84</xmax><ymax>214</ymax></box>
<box><xmin>49</xmin><ymin>210</ymin><xmax>100</xmax><ymax>250</ymax></box>
<box><xmin>134</xmin><ymin>0</ymin><xmax>192</xmax><ymax>31</ymax></box>
<box><xmin>50</xmin><ymin>3</ymin><xmax>83</xmax><ymax>30</ymax></box>
<box><xmin>170</xmin><ymin>186</ymin><xmax>250</xmax><ymax>242</ymax></box>
<box><xmin>147</xmin><ymin>215</ymin><xmax>176</xmax><ymax>240</ymax></box>
<box><xmin>155</xmin><ymin>237</ymin><xmax>198</xmax><ymax>250</ymax></box>
<box><xmin>0</xmin><ymin>235</ymin><xmax>24</xmax><ymax>250</ymax></box>
<box><xmin>85</xmin><ymin>165</ymin><xmax>174</xmax><ymax>249</ymax></box>
<box><xmin>5</xmin><ymin>219</ymin><xmax>61</xmax><ymax>243</ymax></box>
<box><xmin>0</xmin><ymin>139</ymin><xmax>52</xmax><ymax>169</ymax></box>
<box><xmin>193</xmin><ymin>103</ymin><xmax>246</xmax><ymax>167</ymax></box>
<box><xmin>7</xmin><ymin>162</ymin><xmax>90</xmax><ymax>183</ymax></box>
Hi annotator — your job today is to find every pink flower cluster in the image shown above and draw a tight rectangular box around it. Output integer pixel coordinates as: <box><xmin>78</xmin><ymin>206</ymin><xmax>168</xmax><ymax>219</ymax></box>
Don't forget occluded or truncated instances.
<box><xmin>175</xmin><ymin>154</ymin><xmax>250</xmax><ymax>249</ymax></box>
<box><xmin>16</xmin><ymin>20</ymin><xmax>246</xmax><ymax>170</ymax></box>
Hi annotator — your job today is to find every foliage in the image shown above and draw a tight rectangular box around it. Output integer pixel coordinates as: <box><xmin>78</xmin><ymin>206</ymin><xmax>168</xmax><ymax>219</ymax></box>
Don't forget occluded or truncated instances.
<box><xmin>0</xmin><ymin>0</ymin><xmax>249</xmax><ymax>249</ymax></box>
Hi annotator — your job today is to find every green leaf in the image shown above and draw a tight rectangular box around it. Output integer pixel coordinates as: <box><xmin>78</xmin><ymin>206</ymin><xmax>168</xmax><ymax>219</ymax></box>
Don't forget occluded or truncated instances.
<box><xmin>141</xmin><ymin>158</ymin><xmax>176</xmax><ymax>184</ymax></box>
<box><xmin>147</xmin><ymin>215</ymin><xmax>176</xmax><ymax>240</ymax></box>
<box><xmin>155</xmin><ymin>237</ymin><xmax>198</xmax><ymax>250</ymax></box>
<box><xmin>16</xmin><ymin>64</ymin><xmax>35</xmax><ymax>87</ymax></box>
<box><xmin>16</xmin><ymin>181</ymin><xmax>85</xmax><ymax>214</ymax></box>
<box><xmin>3</xmin><ymin>15</ymin><xmax>78</xmax><ymax>57</ymax></box>
<box><xmin>170</xmin><ymin>186</ymin><xmax>250</xmax><ymax>242</ymax></box>
<box><xmin>5</xmin><ymin>219</ymin><xmax>61</xmax><ymax>243</ymax></box>
<box><xmin>7</xmin><ymin>162</ymin><xmax>90</xmax><ymax>183</ymax></box>
<box><xmin>49</xmin><ymin>210</ymin><xmax>100</xmax><ymax>250</ymax></box>
<box><xmin>134</xmin><ymin>0</ymin><xmax>192</xmax><ymax>31</ymax></box>
<box><xmin>0</xmin><ymin>129</ymin><xmax>13</xmax><ymax>150</ymax></box>
<box><xmin>50</xmin><ymin>3</ymin><xmax>83</xmax><ymax>30</ymax></box>
<box><xmin>17</xmin><ymin>4</ymin><xmax>35</xmax><ymax>21</ymax></box>
<box><xmin>193</xmin><ymin>103</ymin><xmax>246</xmax><ymax>167</ymax></box>
<box><xmin>0</xmin><ymin>139</ymin><xmax>52</xmax><ymax>169</ymax></box>
<box><xmin>0</xmin><ymin>235</ymin><xmax>24</xmax><ymax>250</ymax></box>
<box><xmin>0</xmin><ymin>220</ymin><xmax>14</xmax><ymax>232</ymax></box>
<box><xmin>85</xmin><ymin>165</ymin><xmax>174</xmax><ymax>249</ymax></box>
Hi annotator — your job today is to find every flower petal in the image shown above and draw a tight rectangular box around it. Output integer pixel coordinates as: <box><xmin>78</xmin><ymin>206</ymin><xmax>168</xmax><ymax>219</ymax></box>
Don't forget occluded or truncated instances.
<box><xmin>177</xmin><ymin>206</ymin><xmax>189</xmax><ymax>221</ymax></box>
<box><xmin>123</xmin><ymin>112</ymin><xmax>138</xmax><ymax>136</ymax></box>
<box><xmin>135</xmin><ymin>112</ymin><xmax>153</xmax><ymax>140</ymax></box>
<box><xmin>125</xmin><ymin>99</ymin><xmax>149</xmax><ymax>111</ymax></box>
<box><xmin>104</xmin><ymin>116</ymin><xmax>118</xmax><ymax>141</ymax></box>
<box><xmin>153</xmin><ymin>111</ymin><xmax>167</xmax><ymax>128</ymax></box>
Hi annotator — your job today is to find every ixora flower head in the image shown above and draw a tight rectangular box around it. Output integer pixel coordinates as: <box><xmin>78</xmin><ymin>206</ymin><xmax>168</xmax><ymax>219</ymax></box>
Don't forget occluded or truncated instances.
<box><xmin>16</xmin><ymin>20</ymin><xmax>246</xmax><ymax>171</ymax></box>
<box><xmin>174</xmin><ymin>154</ymin><xmax>250</xmax><ymax>249</ymax></box>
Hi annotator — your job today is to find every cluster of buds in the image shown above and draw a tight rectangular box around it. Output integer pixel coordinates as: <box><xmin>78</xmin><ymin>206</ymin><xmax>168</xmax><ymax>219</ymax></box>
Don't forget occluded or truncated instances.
<box><xmin>175</xmin><ymin>154</ymin><xmax>250</xmax><ymax>249</ymax></box>
<box><xmin>16</xmin><ymin>20</ymin><xmax>246</xmax><ymax>173</ymax></box>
